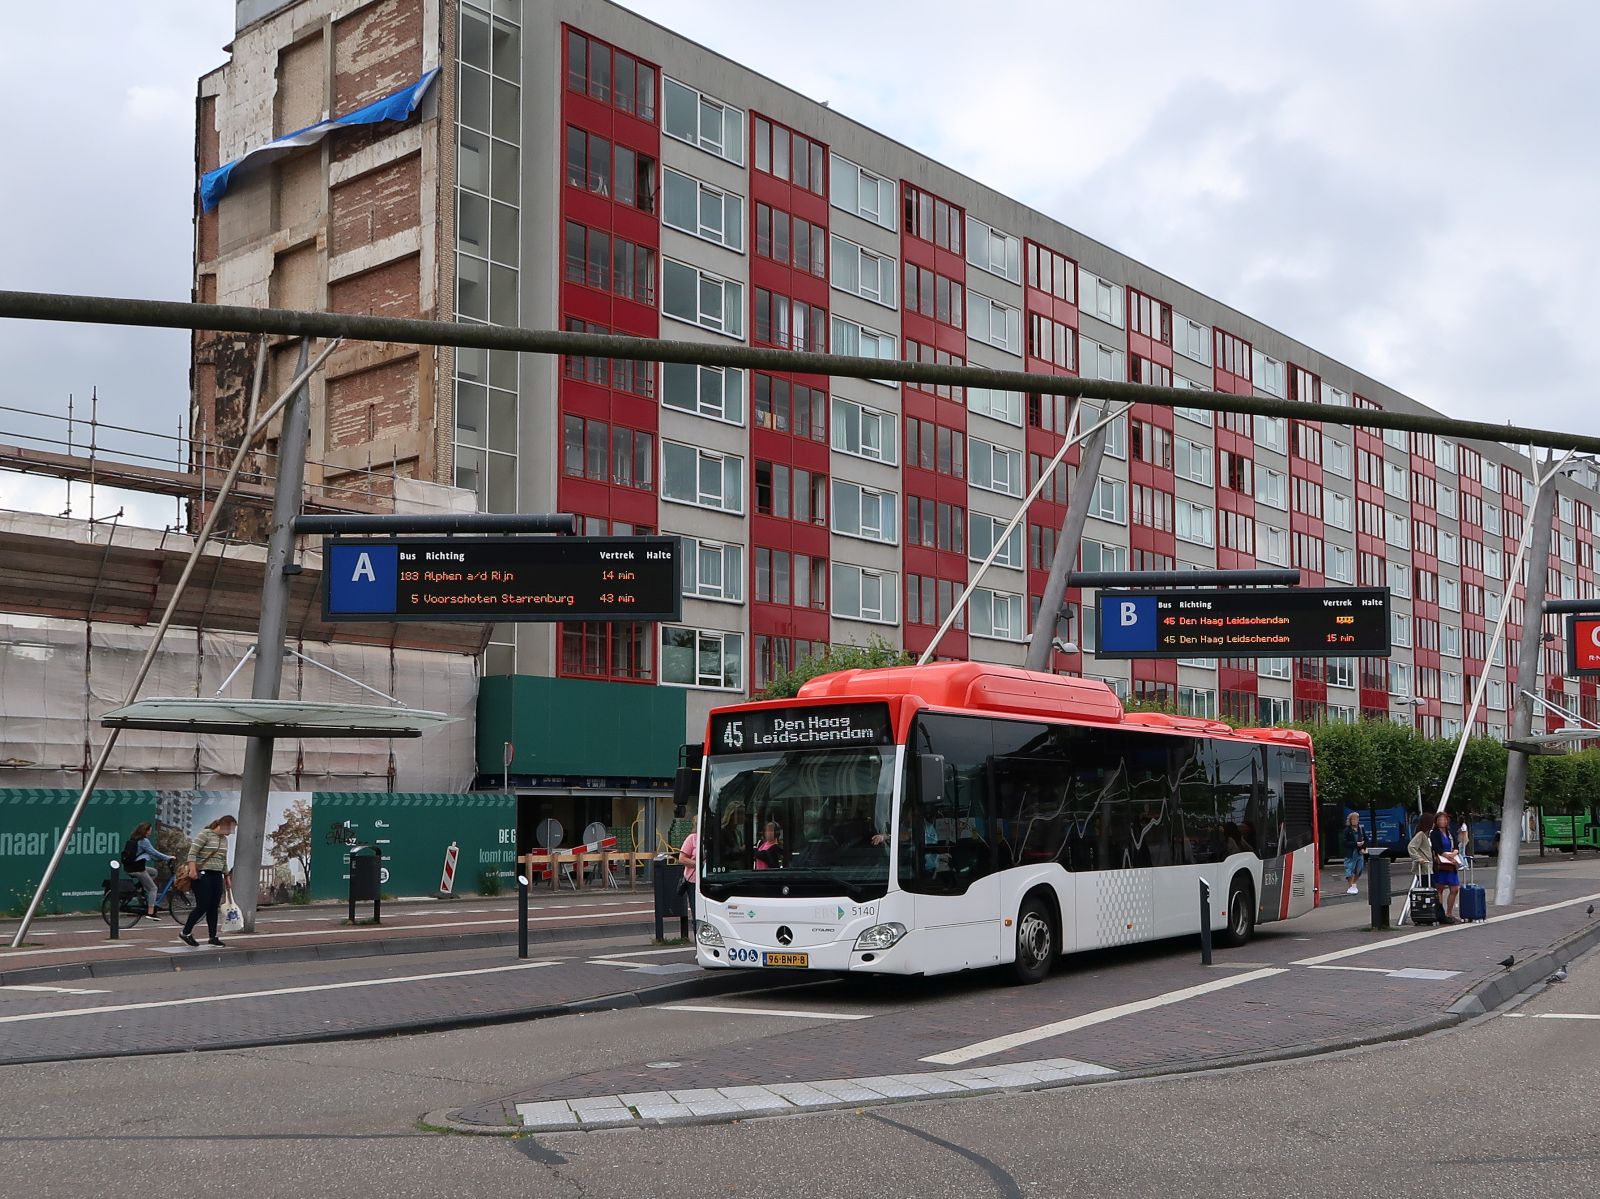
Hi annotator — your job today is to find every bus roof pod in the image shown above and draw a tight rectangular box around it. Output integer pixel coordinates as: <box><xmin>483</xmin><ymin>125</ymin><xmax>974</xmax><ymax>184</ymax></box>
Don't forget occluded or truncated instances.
<box><xmin>796</xmin><ymin>662</ymin><xmax>1126</xmax><ymax>725</ymax></box>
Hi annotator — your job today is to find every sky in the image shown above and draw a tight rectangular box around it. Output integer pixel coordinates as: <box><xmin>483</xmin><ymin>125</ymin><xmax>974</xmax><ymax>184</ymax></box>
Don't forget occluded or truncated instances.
<box><xmin>0</xmin><ymin>1</ymin><xmax>1596</xmax><ymax>528</ymax></box>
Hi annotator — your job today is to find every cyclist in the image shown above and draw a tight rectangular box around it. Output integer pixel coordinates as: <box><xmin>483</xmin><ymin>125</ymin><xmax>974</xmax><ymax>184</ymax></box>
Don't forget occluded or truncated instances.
<box><xmin>125</xmin><ymin>821</ymin><xmax>173</xmax><ymax>918</ymax></box>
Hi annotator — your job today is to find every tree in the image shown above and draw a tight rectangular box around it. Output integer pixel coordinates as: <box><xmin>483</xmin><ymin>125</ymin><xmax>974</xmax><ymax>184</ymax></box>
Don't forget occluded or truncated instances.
<box><xmin>1306</xmin><ymin>720</ymin><xmax>1382</xmax><ymax>815</ymax></box>
<box><xmin>268</xmin><ymin>797</ymin><xmax>313</xmax><ymax>887</ymax></box>
<box><xmin>754</xmin><ymin>638</ymin><xmax>913</xmax><ymax>700</ymax></box>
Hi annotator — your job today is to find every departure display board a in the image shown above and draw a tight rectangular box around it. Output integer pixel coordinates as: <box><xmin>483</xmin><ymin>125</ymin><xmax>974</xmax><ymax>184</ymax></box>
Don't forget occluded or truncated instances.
<box><xmin>1095</xmin><ymin>587</ymin><xmax>1391</xmax><ymax>659</ymax></box>
<box><xmin>322</xmin><ymin>536</ymin><xmax>681</xmax><ymax>622</ymax></box>
<box><xmin>709</xmin><ymin>703</ymin><xmax>895</xmax><ymax>756</ymax></box>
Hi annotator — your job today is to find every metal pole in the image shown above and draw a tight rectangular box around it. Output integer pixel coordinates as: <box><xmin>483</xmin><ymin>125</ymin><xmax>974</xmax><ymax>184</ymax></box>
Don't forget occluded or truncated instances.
<box><xmin>917</xmin><ymin>401</ymin><xmax>1130</xmax><ymax>665</ymax></box>
<box><xmin>107</xmin><ymin>866</ymin><xmax>120</xmax><ymax>941</ymax></box>
<box><xmin>1437</xmin><ymin>448</ymin><xmax>1573</xmax><ymax>817</ymax></box>
<box><xmin>1497</xmin><ymin>452</ymin><xmax>1563</xmax><ymax>907</ymax></box>
<box><xmin>1027</xmin><ymin>405</ymin><xmax>1113</xmax><ymax>671</ymax></box>
<box><xmin>518</xmin><ymin>866</ymin><xmax>530</xmax><ymax>960</ymax></box>
<box><xmin>1199</xmin><ymin>879</ymin><xmax>1212</xmax><ymax>965</ymax></box>
<box><xmin>8</xmin><ymin>289</ymin><xmax>1600</xmax><ymax>455</ymax></box>
<box><xmin>233</xmin><ymin>340</ymin><xmax>314</xmax><ymax>934</ymax></box>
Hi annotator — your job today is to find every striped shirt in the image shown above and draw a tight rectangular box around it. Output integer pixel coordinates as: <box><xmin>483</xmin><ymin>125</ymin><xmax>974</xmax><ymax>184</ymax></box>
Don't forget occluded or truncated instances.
<box><xmin>189</xmin><ymin>828</ymin><xmax>229</xmax><ymax>873</ymax></box>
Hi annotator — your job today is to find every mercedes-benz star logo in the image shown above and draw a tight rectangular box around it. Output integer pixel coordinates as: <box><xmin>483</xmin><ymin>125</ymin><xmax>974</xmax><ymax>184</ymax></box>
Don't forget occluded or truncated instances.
<box><xmin>776</xmin><ymin>925</ymin><xmax>793</xmax><ymax>946</ymax></box>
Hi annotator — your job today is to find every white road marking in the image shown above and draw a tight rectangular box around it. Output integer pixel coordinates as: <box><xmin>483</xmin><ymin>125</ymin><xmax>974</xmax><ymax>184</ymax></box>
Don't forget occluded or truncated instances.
<box><xmin>1310</xmin><ymin>965</ymin><xmax>1396</xmax><ymax>974</ymax></box>
<box><xmin>1</xmin><ymin>984</ymin><xmax>109</xmax><ymax>995</ymax></box>
<box><xmin>0</xmin><ymin>960</ymin><xmax>562</xmax><ymax>1025</ymax></box>
<box><xmin>665</xmin><ymin>1004</ymin><xmax>875</xmax><ymax>1021</ymax></box>
<box><xmin>1309</xmin><ymin>964</ymin><xmax>1460</xmax><ymax>980</ymax></box>
<box><xmin>1504</xmin><ymin>1012</ymin><xmax>1600</xmax><ymax>1021</ymax></box>
<box><xmin>589</xmin><ymin>946</ymin><xmax>695</xmax><ymax>962</ymax></box>
<box><xmin>1292</xmin><ymin>890</ymin><xmax>1600</xmax><ymax>966</ymax></box>
<box><xmin>921</xmin><ymin>968</ymin><xmax>1287</xmax><ymax>1066</ymax></box>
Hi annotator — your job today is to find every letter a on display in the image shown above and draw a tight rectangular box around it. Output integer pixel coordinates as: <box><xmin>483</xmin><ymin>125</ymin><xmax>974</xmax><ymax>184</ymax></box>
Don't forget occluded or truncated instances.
<box><xmin>352</xmin><ymin>552</ymin><xmax>377</xmax><ymax>583</ymax></box>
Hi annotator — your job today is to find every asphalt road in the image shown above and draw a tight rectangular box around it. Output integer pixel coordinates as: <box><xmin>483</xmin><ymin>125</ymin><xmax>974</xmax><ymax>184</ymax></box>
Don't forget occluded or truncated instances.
<box><xmin>4</xmin><ymin>925</ymin><xmax>1597</xmax><ymax>1197</ymax></box>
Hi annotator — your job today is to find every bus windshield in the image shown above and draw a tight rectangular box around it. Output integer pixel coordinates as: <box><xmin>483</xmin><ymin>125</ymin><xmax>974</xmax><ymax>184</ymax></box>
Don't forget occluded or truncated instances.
<box><xmin>700</xmin><ymin>746</ymin><xmax>896</xmax><ymax>900</ymax></box>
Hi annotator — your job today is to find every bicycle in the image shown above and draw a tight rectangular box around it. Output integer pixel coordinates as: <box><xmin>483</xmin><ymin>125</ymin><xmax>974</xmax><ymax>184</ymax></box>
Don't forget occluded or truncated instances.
<box><xmin>100</xmin><ymin>865</ymin><xmax>196</xmax><ymax>927</ymax></box>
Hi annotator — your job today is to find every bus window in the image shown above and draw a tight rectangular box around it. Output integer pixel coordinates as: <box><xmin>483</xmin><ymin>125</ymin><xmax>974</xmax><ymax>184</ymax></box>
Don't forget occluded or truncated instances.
<box><xmin>991</xmin><ymin>721</ymin><xmax>1070</xmax><ymax>870</ymax></box>
<box><xmin>1208</xmin><ymin>740</ymin><xmax>1266</xmax><ymax>857</ymax></box>
<box><xmin>1273</xmin><ymin>747</ymin><xmax>1314</xmax><ymax>857</ymax></box>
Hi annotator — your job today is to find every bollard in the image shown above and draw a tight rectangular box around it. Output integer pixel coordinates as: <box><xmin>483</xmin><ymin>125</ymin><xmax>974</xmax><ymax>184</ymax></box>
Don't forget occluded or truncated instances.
<box><xmin>517</xmin><ymin>869</ymin><xmax>530</xmax><ymax>960</ymax></box>
<box><xmin>1199</xmin><ymin>878</ymin><xmax>1212</xmax><ymax>965</ymax></box>
<box><xmin>107</xmin><ymin>860</ymin><xmax>121</xmax><ymax>941</ymax></box>
<box><xmin>1366</xmin><ymin>846</ymin><xmax>1393</xmax><ymax>929</ymax></box>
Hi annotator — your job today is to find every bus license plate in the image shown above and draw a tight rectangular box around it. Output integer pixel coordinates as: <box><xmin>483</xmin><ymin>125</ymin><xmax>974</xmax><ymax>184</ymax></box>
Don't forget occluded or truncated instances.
<box><xmin>762</xmin><ymin>952</ymin><xmax>809</xmax><ymax>968</ymax></box>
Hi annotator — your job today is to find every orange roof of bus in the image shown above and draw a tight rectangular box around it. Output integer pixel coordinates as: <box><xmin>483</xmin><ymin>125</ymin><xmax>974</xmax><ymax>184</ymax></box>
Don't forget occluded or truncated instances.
<box><xmin>788</xmin><ymin>660</ymin><xmax>1311</xmax><ymax>748</ymax></box>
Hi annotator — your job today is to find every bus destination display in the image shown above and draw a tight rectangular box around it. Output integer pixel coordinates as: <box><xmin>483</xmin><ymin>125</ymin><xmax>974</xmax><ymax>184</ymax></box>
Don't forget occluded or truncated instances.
<box><xmin>322</xmin><ymin>536</ymin><xmax>681</xmax><ymax>622</ymax></box>
<box><xmin>1095</xmin><ymin>587</ymin><xmax>1390</xmax><ymax>659</ymax></box>
<box><xmin>710</xmin><ymin>703</ymin><xmax>894</xmax><ymax>755</ymax></box>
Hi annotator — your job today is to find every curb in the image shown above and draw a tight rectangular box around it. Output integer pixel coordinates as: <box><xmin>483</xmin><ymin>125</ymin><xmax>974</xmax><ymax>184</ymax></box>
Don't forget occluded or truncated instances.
<box><xmin>0</xmin><ymin>964</ymin><xmax>810</xmax><ymax>1068</ymax></box>
<box><xmin>0</xmin><ymin>917</ymin><xmax>654</xmax><ymax>990</ymax></box>
<box><xmin>440</xmin><ymin>918</ymin><xmax>1600</xmax><ymax>1137</ymax></box>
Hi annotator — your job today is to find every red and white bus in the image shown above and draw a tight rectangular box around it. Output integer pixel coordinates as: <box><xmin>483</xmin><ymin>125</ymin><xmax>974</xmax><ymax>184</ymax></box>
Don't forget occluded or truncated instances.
<box><xmin>692</xmin><ymin>661</ymin><xmax>1318</xmax><ymax>983</ymax></box>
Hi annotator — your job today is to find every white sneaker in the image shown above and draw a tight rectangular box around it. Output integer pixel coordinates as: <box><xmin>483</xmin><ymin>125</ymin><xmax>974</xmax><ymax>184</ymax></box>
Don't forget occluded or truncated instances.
<box><xmin>1346</xmin><ymin>885</ymin><xmax>1359</xmax><ymax>895</ymax></box>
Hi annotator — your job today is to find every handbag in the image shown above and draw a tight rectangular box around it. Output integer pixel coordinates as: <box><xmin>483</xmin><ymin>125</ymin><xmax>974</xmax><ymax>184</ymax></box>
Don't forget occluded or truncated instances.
<box><xmin>183</xmin><ymin>859</ymin><xmax>199</xmax><ymax>881</ymax></box>
<box><xmin>173</xmin><ymin>870</ymin><xmax>193</xmax><ymax>894</ymax></box>
<box><xmin>1436</xmin><ymin>851</ymin><xmax>1461</xmax><ymax>869</ymax></box>
<box><xmin>221</xmin><ymin>888</ymin><xmax>245</xmax><ymax>935</ymax></box>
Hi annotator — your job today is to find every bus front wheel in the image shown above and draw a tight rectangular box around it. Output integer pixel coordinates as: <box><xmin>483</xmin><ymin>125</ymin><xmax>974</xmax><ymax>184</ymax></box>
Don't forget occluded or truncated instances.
<box><xmin>1008</xmin><ymin>895</ymin><xmax>1056</xmax><ymax>985</ymax></box>
<box><xmin>1216</xmin><ymin>876</ymin><xmax>1255</xmax><ymax>948</ymax></box>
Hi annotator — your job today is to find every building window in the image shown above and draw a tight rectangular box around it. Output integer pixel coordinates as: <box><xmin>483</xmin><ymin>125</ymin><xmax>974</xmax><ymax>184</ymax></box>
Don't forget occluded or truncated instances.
<box><xmin>1081</xmin><ymin>339</ymin><xmax>1125</xmax><ymax>382</ymax></box>
<box><xmin>1385</xmin><ymin>510</ymin><xmax>1409</xmax><ymax>550</ymax></box>
<box><xmin>1324</xmin><ymin>490</ymin><xmax>1353</xmax><ymax>531</ymax></box>
<box><xmin>830</xmin><ymin>318</ymin><xmax>897</xmax><ymax>372</ymax></box>
<box><xmin>1082</xmin><ymin>539</ymin><xmax>1127</xmax><ymax>573</ymax></box>
<box><xmin>1391</xmin><ymin>611</ymin><xmax>1411</xmax><ymax>646</ymax></box>
<box><xmin>969</xmin><ymin>514</ymin><xmax>1022</xmax><ymax>568</ymax></box>
<box><xmin>755</xmin><ymin>460</ymin><xmax>826</xmax><ymax>523</ymax></box>
<box><xmin>681</xmin><ymin>537</ymin><xmax>744</xmax><ymax>603</ymax></box>
<box><xmin>1090</xmin><ymin>478</ymin><xmax>1127</xmax><ymax>524</ymax></box>
<box><xmin>661</xmin><ymin>363</ymin><xmax>743</xmax><ymax>424</ymax></box>
<box><xmin>970</xmin><ymin>588</ymin><xmax>1025</xmax><ymax>641</ymax></box>
<box><xmin>1252</xmin><ymin>350</ymin><xmax>1285</xmax><ymax>397</ymax></box>
<box><xmin>903</xmin><ymin>339</ymin><xmax>965</xmax><ymax>401</ymax></box>
<box><xmin>662</xmin><ymin>260</ymin><xmax>744</xmax><ymax>337</ymax></box>
<box><xmin>903</xmin><ymin>264</ymin><xmax>964</xmax><ymax>327</ymax></box>
<box><xmin>905</xmin><ymin>417</ymin><xmax>965</xmax><ymax>478</ymax></box>
<box><xmin>968</xmin><ymin>293</ymin><xmax>1022</xmax><ymax>354</ymax></box>
<box><xmin>907</xmin><ymin>495</ymin><xmax>965</xmax><ymax>552</ymax></box>
<box><xmin>1026</xmin><ymin>312</ymin><xmax>1074</xmax><ymax>368</ymax></box>
<box><xmin>562</xmin><ymin>415</ymin><xmax>653</xmax><ymax>489</ymax></box>
<box><xmin>1257</xmin><ymin>524</ymin><xmax>1288</xmax><ymax>565</ymax></box>
<box><xmin>1218</xmin><ymin>509</ymin><xmax>1253</xmax><ymax>552</ymax></box>
<box><xmin>1176</xmin><ymin>500</ymin><xmax>1215</xmax><ymax>547</ymax></box>
<box><xmin>563</xmin><ymin>317</ymin><xmax>655</xmax><ymax>397</ymax></box>
<box><xmin>566</xmin><ymin>29</ymin><xmax>656</xmax><ymax>119</ymax></box>
<box><xmin>1178</xmin><ymin>687</ymin><xmax>1217</xmax><ymax>719</ymax></box>
<box><xmin>753</xmin><ymin>375</ymin><xmax>825</xmax><ymax>440</ymax></box>
<box><xmin>754</xmin><ymin>290</ymin><xmax>826</xmax><ymax>352</ymax></box>
<box><xmin>753</xmin><ymin>115</ymin><xmax>825</xmax><ymax>193</ymax></box>
<box><xmin>969</xmin><ymin>439</ymin><xmax>1023</xmax><ymax>497</ymax></box>
<box><xmin>663</xmin><ymin>78</ymin><xmax>744</xmax><ymax>162</ymax></box>
<box><xmin>661</xmin><ymin>626</ymin><xmax>742</xmax><ymax>690</ymax></box>
<box><xmin>564</xmin><ymin>127</ymin><xmax>655</xmax><ymax>211</ymax></box>
<box><xmin>662</xmin><ymin>442</ymin><xmax>743</xmax><ymax>512</ymax></box>
<box><xmin>1026</xmin><ymin>241</ymin><xmax>1076</xmax><ymax>301</ymax></box>
<box><xmin>1128</xmin><ymin>289</ymin><xmax>1172</xmax><ymax>344</ymax></box>
<box><xmin>755</xmin><ymin>547</ymin><xmax>826</xmax><ymax>608</ymax></box>
<box><xmin>662</xmin><ymin>168</ymin><xmax>744</xmax><ymax>250</ymax></box>
<box><xmin>563</xmin><ymin>222</ymin><xmax>657</xmax><ymax>303</ymax></box>
<box><xmin>560</xmin><ymin>620</ymin><xmax>654</xmax><ymax>682</ymax></box>
<box><xmin>1216</xmin><ymin>330</ymin><xmax>1253</xmax><ymax>379</ymax></box>
<box><xmin>831</xmin><ymin>479</ymin><xmax>898</xmax><ymax>544</ymax></box>
<box><xmin>831</xmin><ymin>235</ymin><xmax>898</xmax><ymax>307</ymax></box>
<box><xmin>1327</xmin><ymin>543</ymin><xmax>1354</xmax><ymax>582</ymax></box>
<box><xmin>1174</xmin><ymin>314</ymin><xmax>1210</xmax><ymax>365</ymax></box>
<box><xmin>755</xmin><ymin>203</ymin><xmax>824</xmax><ymax>275</ymax></box>
<box><xmin>966</xmin><ymin>217</ymin><xmax>1021</xmax><ymax>282</ymax></box>
<box><xmin>969</xmin><ymin>387</ymin><xmax>1023</xmax><ymax>426</ymax></box>
<box><xmin>904</xmin><ymin>185</ymin><xmax>963</xmax><ymax>252</ymax></box>
<box><xmin>830</xmin><ymin>155</ymin><xmax>895</xmax><ymax>229</ymax></box>
<box><xmin>833</xmin><ymin>563</ymin><xmax>899</xmax><ymax>624</ymax></box>
<box><xmin>907</xmin><ymin>575</ymin><xmax>964</xmax><ymax>630</ymax></box>
<box><xmin>832</xmin><ymin>397</ymin><xmax>898</xmax><ymax>464</ymax></box>
<box><xmin>1257</xmin><ymin>468</ymin><xmax>1287</xmax><ymax>510</ymax></box>
<box><xmin>1078</xmin><ymin>269</ymin><xmax>1124</xmax><ymax>326</ymax></box>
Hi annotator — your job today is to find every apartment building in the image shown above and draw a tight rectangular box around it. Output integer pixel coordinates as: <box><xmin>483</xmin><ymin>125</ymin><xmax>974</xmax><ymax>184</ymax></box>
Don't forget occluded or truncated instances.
<box><xmin>196</xmin><ymin>0</ymin><xmax>1600</xmax><ymax>815</ymax></box>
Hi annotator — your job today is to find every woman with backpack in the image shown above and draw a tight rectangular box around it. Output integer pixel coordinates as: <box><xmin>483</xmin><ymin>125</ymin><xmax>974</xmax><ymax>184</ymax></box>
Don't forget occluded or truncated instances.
<box><xmin>123</xmin><ymin>821</ymin><xmax>173</xmax><ymax>918</ymax></box>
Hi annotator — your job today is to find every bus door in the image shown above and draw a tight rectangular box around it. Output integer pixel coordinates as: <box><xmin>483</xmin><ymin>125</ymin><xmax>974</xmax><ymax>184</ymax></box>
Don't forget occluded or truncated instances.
<box><xmin>1258</xmin><ymin>746</ymin><xmax>1316</xmax><ymax>922</ymax></box>
<box><xmin>902</xmin><ymin>718</ymin><xmax>1003</xmax><ymax>971</ymax></box>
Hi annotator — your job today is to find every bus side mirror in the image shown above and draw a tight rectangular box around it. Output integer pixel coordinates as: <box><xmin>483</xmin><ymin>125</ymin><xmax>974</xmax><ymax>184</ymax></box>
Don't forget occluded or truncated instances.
<box><xmin>918</xmin><ymin>754</ymin><xmax>946</xmax><ymax>801</ymax></box>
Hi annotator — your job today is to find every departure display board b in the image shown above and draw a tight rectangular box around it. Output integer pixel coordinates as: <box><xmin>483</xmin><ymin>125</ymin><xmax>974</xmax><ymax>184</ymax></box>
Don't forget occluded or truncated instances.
<box><xmin>322</xmin><ymin>536</ymin><xmax>681</xmax><ymax>622</ymax></box>
<box><xmin>1095</xmin><ymin>588</ymin><xmax>1391</xmax><ymax>659</ymax></box>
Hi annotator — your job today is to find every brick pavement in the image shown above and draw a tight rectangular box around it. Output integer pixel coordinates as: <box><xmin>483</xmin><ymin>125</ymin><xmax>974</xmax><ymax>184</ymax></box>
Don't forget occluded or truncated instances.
<box><xmin>452</xmin><ymin>866</ymin><xmax>1600</xmax><ymax>1132</ymax></box>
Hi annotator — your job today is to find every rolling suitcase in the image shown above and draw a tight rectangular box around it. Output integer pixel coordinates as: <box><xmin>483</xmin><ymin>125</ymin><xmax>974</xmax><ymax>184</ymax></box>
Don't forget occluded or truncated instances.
<box><xmin>1460</xmin><ymin>882</ymin><xmax>1487</xmax><ymax>922</ymax></box>
<box><xmin>1409</xmin><ymin>882</ymin><xmax>1440</xmax><ymax>926</ymax></box>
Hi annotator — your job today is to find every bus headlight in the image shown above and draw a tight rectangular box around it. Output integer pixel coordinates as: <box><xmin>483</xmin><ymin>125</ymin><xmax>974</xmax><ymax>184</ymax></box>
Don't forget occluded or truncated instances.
<box><xmin>854</xmin><ymin>922</ymin><xmax>907</xmax><ymax>951</ymax></box>
<box><xmin>695</xmin><ymin>921</ymin><xmax>724</xmax><ymax>947</ymax></box>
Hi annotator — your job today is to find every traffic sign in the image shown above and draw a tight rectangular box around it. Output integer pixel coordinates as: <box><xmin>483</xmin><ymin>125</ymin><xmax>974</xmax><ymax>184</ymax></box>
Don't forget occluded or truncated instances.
<box><xmin>322</xmin><ymin>536</ymin><xmax>681</xmax><ymax>622</ymax></box>
<box><xmin>1566</xmin><ymin>615</ymin><xmax>1600</xmax><ymax>677</ymax></box>
<box><xmin>1094</xmin><ymin>587</ymin><xmax>1391</xmax><ymax>659</ymax></box>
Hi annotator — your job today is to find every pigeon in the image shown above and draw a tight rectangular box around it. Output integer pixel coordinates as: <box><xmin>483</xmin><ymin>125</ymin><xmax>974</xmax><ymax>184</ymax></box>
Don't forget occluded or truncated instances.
<box><xmin>1589</xmin><ymin>905</ymin><xmax>1595</xmax><ymax>917</ymax></box>
<box><xmin>1547</xmin><ymin>966</ymin><xmax>1569</xmax><ymax>984</ymax></box>
<box><xmin>1499</xmin><ymin>954</ymin><xmax>1516</xmax><ymax>969</ymax></box>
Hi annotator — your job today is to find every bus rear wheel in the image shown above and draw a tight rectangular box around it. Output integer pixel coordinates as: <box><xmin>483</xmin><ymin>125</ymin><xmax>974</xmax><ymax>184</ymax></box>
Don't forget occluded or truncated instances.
<box><xmin>1216</xmin><ymin>876</ymin><xmax>1255</xmax><ymax>948</ymax></box>
<box><xmin>1008</xmin><ymin>895</ymin><xmax>1056</xmax><ymax>985</ymax></box>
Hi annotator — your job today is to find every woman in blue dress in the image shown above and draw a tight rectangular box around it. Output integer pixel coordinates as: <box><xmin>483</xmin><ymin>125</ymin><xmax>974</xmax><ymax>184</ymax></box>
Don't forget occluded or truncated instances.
<box><xmin>1430</xmin><ymin>811</ymin><xmax>1463</xmax><ymax>924</ymax></box>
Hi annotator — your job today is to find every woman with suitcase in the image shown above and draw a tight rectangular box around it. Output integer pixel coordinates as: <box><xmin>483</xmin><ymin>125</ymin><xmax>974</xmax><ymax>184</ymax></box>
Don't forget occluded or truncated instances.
<box><xmin>1430</xmin><ymin>811</ymin><xmax>1463</xmax><ymax>924</ymax></box>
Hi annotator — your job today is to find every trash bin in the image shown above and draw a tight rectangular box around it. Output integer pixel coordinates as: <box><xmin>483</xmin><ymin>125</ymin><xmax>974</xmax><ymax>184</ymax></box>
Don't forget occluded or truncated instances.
<box><xmin>348</xmin><ymin>844</ymin><xmax>382</xmax><ymax>923</ymax></box>
<box><xmin>653</xmin><ymin>852</ymin><xmax>686</xmax><ymax>940</ymax></box>
<box><xmin>1365</xmin><ymin>846</ymin><xmax>1392</xmax><ymax>927</ymax></box>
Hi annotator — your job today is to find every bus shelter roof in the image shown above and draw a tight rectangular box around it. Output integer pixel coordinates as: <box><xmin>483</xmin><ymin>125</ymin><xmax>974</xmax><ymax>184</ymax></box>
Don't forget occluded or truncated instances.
<box><xmin>99</xmin><ymin>697</ymin><xmax>454</xmax><ymax>739</ymax></box>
